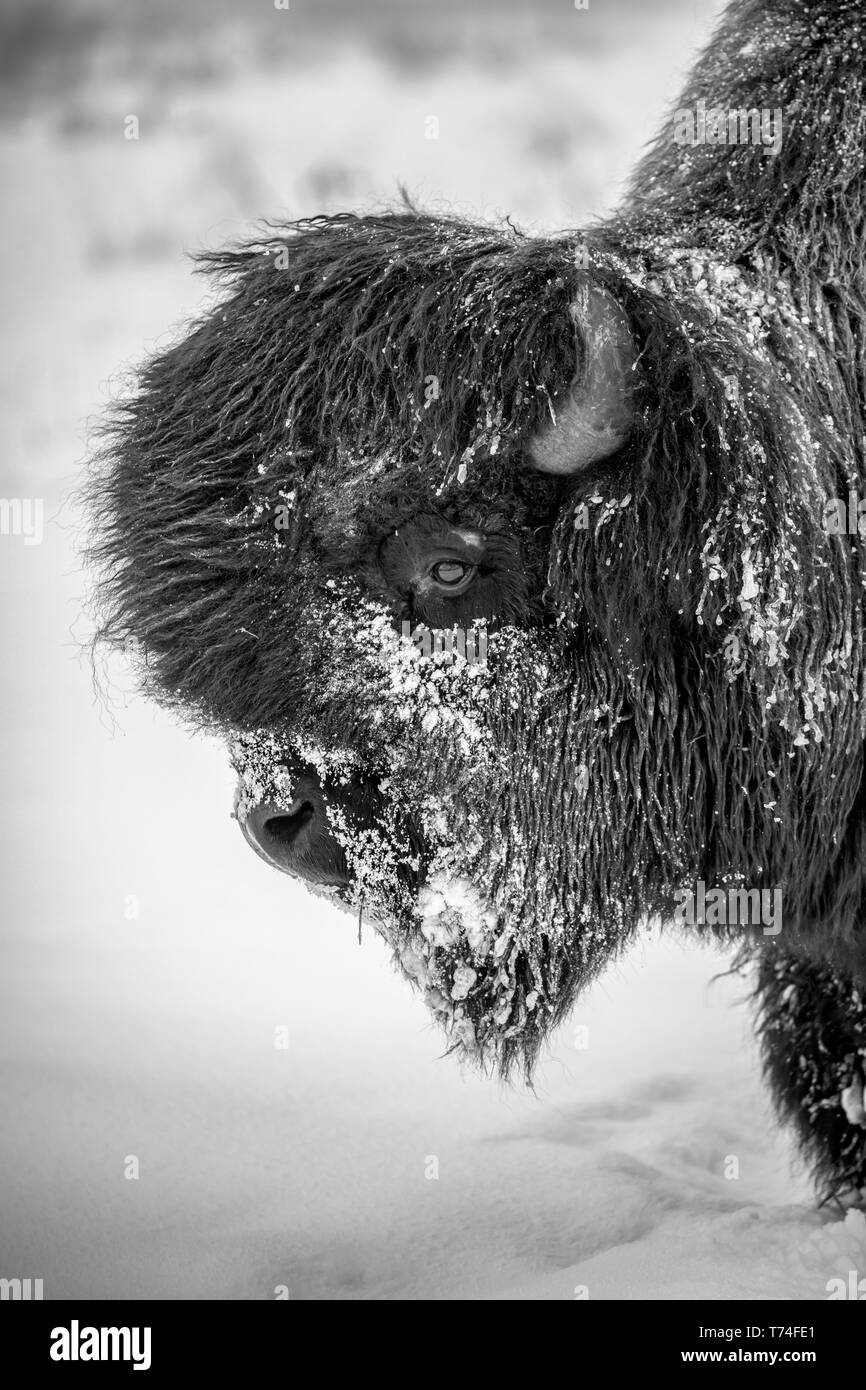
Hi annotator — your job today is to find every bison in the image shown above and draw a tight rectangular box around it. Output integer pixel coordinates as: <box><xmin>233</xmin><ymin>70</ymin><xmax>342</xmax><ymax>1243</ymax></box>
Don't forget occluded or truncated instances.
<box><xmin>88</xmin><ymin>0</ymin><xmax>866</xmax><ymax>1197</ymax></box>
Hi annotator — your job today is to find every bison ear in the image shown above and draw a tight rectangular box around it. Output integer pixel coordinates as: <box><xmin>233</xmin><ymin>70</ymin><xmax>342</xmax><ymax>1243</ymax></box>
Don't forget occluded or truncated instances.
<box><xmin>527</xmin><ymin>281</ymin><xmax>635</xmax><ymax>475</ymax></box>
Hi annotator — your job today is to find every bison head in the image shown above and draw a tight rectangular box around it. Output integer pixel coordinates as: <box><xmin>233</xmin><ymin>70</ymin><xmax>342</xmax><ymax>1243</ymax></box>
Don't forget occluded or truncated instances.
<box><xmin>88</xmin><ymin>210</ymin><xmax>866</xmax><ymax>1074</ymax></box>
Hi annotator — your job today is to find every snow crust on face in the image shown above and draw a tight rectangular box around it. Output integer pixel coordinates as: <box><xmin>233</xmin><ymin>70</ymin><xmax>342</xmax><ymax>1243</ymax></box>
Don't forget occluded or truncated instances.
<box><xmin>840</xmin><ymin>1076</ymin><xmax>866</xmax><ymax>1128</ymax></box>
<box><xmin>232</xmin><ymin>732</ymin><xmax>299</xmax><ymax>821</ymax></box>
<box><xmin>316</xmin><ymin>601</ymin><xmax>558</xmax><ymax>1064</ymax></box>
<box><xmin>417</xmin><ymin>871</ymin><xmax>496</xmax><ymax>955</ymax></box>
<box><xmin>230</xmin><ymin>584</ymin><xmax>579</xmax><ymax>1068</ymax></box>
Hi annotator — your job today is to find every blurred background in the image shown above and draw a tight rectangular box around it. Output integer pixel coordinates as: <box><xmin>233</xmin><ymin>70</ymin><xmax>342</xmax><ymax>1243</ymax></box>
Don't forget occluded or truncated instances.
<box><xmin>5</xmin><ymin>0</ymin><xmax>865</xmax><ymax>1301</ymax></box>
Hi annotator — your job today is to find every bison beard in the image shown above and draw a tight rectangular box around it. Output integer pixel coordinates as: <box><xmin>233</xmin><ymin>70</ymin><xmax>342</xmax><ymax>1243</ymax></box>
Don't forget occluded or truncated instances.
<box><xmin>86</xmin><ymin>0</ymin><xmax>866</xmax><ymax>1196</ymax></box>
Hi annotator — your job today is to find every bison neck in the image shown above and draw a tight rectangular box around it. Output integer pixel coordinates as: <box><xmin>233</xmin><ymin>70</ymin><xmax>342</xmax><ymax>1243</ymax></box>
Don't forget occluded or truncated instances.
<box><xmin>626</xmin><ymin>0</ymin><xmax>865</xmax><ymax>289</ymax></box>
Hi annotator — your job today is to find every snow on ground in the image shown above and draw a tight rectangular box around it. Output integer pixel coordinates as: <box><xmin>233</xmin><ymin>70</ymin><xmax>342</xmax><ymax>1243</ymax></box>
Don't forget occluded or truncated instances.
<box><xmin>2</xmin><ymin>0</ymin><xmax>864</xmax><ymax>1300</ymax></box>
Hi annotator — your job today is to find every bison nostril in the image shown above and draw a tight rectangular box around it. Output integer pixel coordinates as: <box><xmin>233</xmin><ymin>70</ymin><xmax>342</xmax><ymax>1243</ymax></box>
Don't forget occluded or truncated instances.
<box><xmin>237</xmin><ymin>770</ymin><xmax>388</xmax><ymax>891</ymax></box>
<box><xmin>263</xmin><ymin>800</ymin><xmax>316</xmax><ymax>847</ymax></box>
<box><xmin>241</xmin><ymin>785</ymin><xmax>351</xmax><ymax>888</ymax></box>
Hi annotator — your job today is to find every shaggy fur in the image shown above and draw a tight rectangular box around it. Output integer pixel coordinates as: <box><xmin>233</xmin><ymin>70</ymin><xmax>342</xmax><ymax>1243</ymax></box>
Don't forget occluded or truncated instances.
<box><xmin>87</xmin><ymin>0</ymin><xmax>866</xmax><ymax>1197</ymax></box>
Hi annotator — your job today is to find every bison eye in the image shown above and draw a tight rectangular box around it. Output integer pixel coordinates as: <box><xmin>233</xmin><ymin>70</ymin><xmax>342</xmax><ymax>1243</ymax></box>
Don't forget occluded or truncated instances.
<box><xmin>428</xmin><ymin>559</ymin><xmax>476</xmax><ymax>592</ymax></box>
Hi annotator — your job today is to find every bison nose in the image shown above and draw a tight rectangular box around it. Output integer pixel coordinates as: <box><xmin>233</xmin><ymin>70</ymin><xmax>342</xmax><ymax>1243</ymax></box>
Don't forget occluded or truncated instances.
<box><xmin>239</xmin><ymin>773</ymin><xmax>351</xmax><ymax>887</ymax></box>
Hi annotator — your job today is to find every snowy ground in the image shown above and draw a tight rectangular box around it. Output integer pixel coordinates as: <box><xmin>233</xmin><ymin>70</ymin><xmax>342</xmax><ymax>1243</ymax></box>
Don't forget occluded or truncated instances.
<box><xmin>1</xmin><ymin>0</ymin><xmax>864</xmax><ymax>1300</ymax></box>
